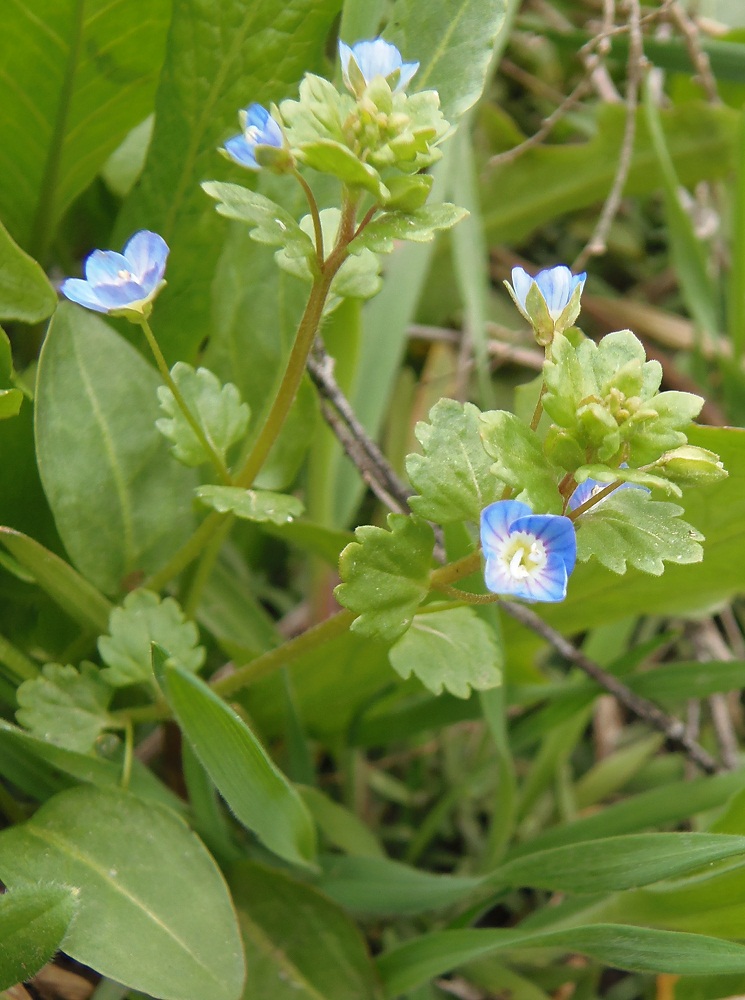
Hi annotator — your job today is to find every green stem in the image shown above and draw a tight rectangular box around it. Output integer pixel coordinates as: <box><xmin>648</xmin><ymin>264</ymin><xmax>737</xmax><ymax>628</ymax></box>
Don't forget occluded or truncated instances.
<box><xmin>568</xmin><ymin>479</ymin><xmax>624</xmax><ymax>520</ymax></box>
<box><xmin>294</xmin><ymin>170</ymin><xmax>324</xmax><ymax>266</ymax></box>
<box><xmin>144</xmin><ymin>510</ymin><xmax>225</xmax><ymax>592</ymax></box>
<box><xmin>431</xmin><ymin>583</ymin><xmax>498</xmax><ymax>605</ymax></box>
<box><xmin>138</xmin><ymin>318</ymin><xmax>232</xmax><ymax>485</ymax></box>
<box><xmin>430</xmin><ymin>549</ymin><xmax>482</xmax><ymax>589</ymax></box>
<box><xmin>0</xmin><ymin>633</ymin><xmax>39</xmax><ymax>682</ymax></box>
<box><xmin>121</xmin><ymin>718</ymin><xmax>133</xmax><ymax>790</ymax></box>
<box><xmin>183</xmin><ymin>516</ymin><xmax>235</xmax><ymax>617</ymax></box>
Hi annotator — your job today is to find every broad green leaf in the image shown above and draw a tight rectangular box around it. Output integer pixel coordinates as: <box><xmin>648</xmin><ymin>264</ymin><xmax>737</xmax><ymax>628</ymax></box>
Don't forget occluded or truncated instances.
<box><xmin>482</xmin><ymin>102</ymin><xmax>740</xmax><ymax>245</ymax></box>
<box><xmin>491</xmin><ymin>833</ymin><xmax>745</xmax><ymax>896</ymax></box>
<box><xmin>389</xmin><ymin>607</ymin><xmax>502</xmax><ymax>698</ymax></box>
<box><xmin>349</xmin><ymin>204</ymin><xmax>468</xmax><ymax>255</ymax></box>
<box><xmin>102</xmin><ymin>115</ymin><xmax>155</xmax><ymax>199</ymax></box>
<box><xmin>116</xmin><ymin>0</ymin><xmax>342</xmax><ymax>362</ymax></box>
<box><xmin>99</xmin><ymin>590</ymin><xmax>204</xmax><ymax>688</ymax></box>
<box><xmin>316</xmin><ymin>855</ymin><xmax>483</xmax><ymax>916</ymax></box>
<box><xmin>16</xmin><ymin>662</ymin><xmax>114</xmax><ymax>753</ymax></box>
<box><xmin>196</xmin><ymin>485</ymin><xmax>304</xmax><ymax>524</ymax></box>
<box><xmin>575</xmin><ymin>489</ymin><xmax>703</xmax><ymax>575</ymax></box>
<box><xmin>230</xmin><ymin>860</ymin><xmax>383</xmax><ymax>1000</ymax></box>
<box><xmin>156</xmin><ymin>363</ymin><xmax>250</xmax><ymax>468</ymax></box>
<box><xmin>0</xmin><ymin>527</ymin><xmax>112</xmax><ymax>632</ymax></box>
<box><xmin>299</xmin><ymin>786</ymin><xmax>385</xmax><ymax>859</ymax></box>
<box><xmin>0</xmin><ymin>0</ymin><xmax>170</xmax><ymax>254</ymax></box>
<box><xmin>480</xmin><ymin>410</ymin><xmax>562</xmax><ymax>513</ymax></box>
<box><xmin>0</xmin><ymin>785</ymin><xmax>245</xmax><ymax>1000</ymax></box>
<box><xmin>35</xmin><ymin>305</ymin><xmax>197</xmax><ymax>595</ymax></box>
<box><xmin>154</xmin><ymin>646</ymin><xmax>317</xmax><ymax>870</ymax></box>
<box><xmin>0</xmin><ymin>220</ymin><xmax>56</xmax><ymax>322</ymax></box>
<box><xmin>388</xmin><ymin>0</ymin><xmax>508</xmax><ymax>122</ymax></box>
<box><xmin>197</xmin><ymin>553</ymin><xmax>280</xmax><ymax>663</ymax></box>
<box><xmin>335</xmin><ymin>514</ymin><xmax>435</xmax><ymax>642</ymax></box>
<box><xmin>201</xmin><ymin>183</ymin><xmax>315</xmax><ymax>260</ymax></box>
<box><xmin>0</xmin><ymin>884</ymin><xmax>78</xmax><ymax>991</ymax></box>
<box><xmin>377</xmin><ymin>924</ymin><xmax>745</xmax><ymax>997</ymax></box>
<box><xmin>407</xmin><ymin>398</ymin><xmax>502</xmax><ymax>524</ymax></box>
<box><xmin>0</xmin><ymin>719</ymin><xmax>186</xmax><ymax>814</ymax></box>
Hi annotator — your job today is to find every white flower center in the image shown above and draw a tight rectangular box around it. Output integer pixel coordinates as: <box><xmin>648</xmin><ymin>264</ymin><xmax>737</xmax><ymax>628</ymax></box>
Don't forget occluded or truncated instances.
<box><xmin>246</xmin><ymin>125</ymin><xmax>261</xmax><ymax>142</ymax></box>
<box><xmin>501</xmin><ymin>531</ymin><xmax>547</xmax><ymax>580</ymax></box>
<box><xmin>116</xmin><ymin>269</ymin><xmax>133</xmax><ymax>283</ymax></box>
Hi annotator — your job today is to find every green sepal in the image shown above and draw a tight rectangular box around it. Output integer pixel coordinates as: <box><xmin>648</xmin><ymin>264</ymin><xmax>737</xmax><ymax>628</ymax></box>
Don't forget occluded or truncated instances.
<box><xmin>156</xmin><ymin>362</ymin><xmax>249</xmax><ymax>468</ymax></box>
<box><xmin>407</xmin><ymin>398</ymin><xmax>502</xmax><ymax>524</ymax></box>
<box><xmin>335</xmin><ymin>514</ymin><xmax>435</xmax><ymax>643</ymax></box>
<box><xmin>195</xmin><ymin>484</ymin><xmax>304</xmax><ymax>524</ymax></box>
<box><xmin>16</xmin><ymin>663</ymin><xmax>115</xmax><ymax>754</ymax></box>
<box><xmin>349</xmin><ymin>204</ymin><xmax>467</xmax><ymax>255</ymax></box>
<box><xmin>98</xmin><ymin>590</ymin><xmax>204</xmax><ymax>687</ymax></box>
<box><xmin>381</xmin><ymin>174</ymin><xmax>434</xmax><ymax>210</ymax></box>
<box><xmin>575</xmin><ymin>489</ymin><xmax>703</xmax><ymax>575</ymax></box>
<box><xmin>479</xmin><ymin>410</ymin><xmax>562</xmax><ymax>513</ymax></box>
<box><xmin>647</xmin><ymin>444</ymin><xmax>728</xmax><ymax>487</ymax></box>
<box><xmin>202</xmin><ymin>181</ymin><xmax>316</xmax><ymax>262</ymax></box>
<box><xmin>252</xmin><ymin>143</ymin><xmax>295</xmax><ymax>173</ymax></box>
<box><xmin>388</xmin><ymin>607</ymin><xmax>502</xmax><ymax>698</ymax></box>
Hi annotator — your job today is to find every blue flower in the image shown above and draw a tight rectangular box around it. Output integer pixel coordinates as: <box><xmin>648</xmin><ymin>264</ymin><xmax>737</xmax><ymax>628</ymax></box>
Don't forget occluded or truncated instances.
<box><xmin>339</xmin><ymin>38</ymin><xmax>419</xmax><ymax>94</ymax></box>
<box><xmin>506</xmin><ymin>265</ymin><xmax>586</xmax><ymax>343</ymax></box>
<box><xmin>480</xmin><ymin>500</ymin><xmax>576</xmax><ymax>603</ymax></box>
<box><xmin>61</xmin><ymin>231</ymin><xmax>169</xmax><ymax>317</ymax></box>
<box><xmin>223</xmin><ymin>103</ymin><xmax>283</xmax><ymax>170</ymax></box>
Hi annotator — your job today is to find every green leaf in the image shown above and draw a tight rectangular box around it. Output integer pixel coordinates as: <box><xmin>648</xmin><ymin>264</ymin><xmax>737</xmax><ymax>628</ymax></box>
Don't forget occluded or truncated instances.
<box><xmin>99</xmin><ymin>590</ymin><xmax>204</xmax><ymax>688</ymax></box>
<box><xmin>335</xmin><ymin>514</ymin><xmax>435</xmax><ymax>642</ymax></box>
<box><xmin>230</xmin><ymin>860</ymin><xmax>383</xmax><ymax>1000</ymax></box>
<box><xmin>350</xmin><ymin>204</ymin><xmax>468</xmax><ymax>254</ymax></box>
<box><xmin>0</xmin><ymin>388</ymin><xmax>24</xmax><ymax>421</ymax></box>
<box><xmin>116</xmin><ymin>0</ymin><xmax>342</xmax><ymax>362</ymax></box>
<box><xmin>0</xmin><ymin>785</ymin><xmax>245</xmax><ymax>1000</ymax></box>
<box><xmin>294</xmin><ymin>140</ymin><xmax>387</xmax><ymax>199</ymax></box>
<box><xmin>16</xmin><ymin>663</ymin><xmax>114</xmax><ymax>754</ymax></box>
<box><xmin>0</xmin><ymin>527</ymin><xmax>112</xmax><ymax>633</ymax></box>
<box><xmin>201</xmin><ymin>183</ymin><xmax>315</xmax><ymax>260</ymax></box>
<box><xmin>316</xmin><ymin>854</ymin><xmax>483</xmax><ymax>917</ymax></box>
<box><xmin>407</xmin><ymin>398</ymin><xmax>502</xmax><ymax>523</ymax></box>
<box><xmin>0</xmin><ymin>0</ymin><xmax>170</xmax><ymax>254</ymax></box>
<box><xmin>377</xmin><ymin>924</ymin><xmax>745</xmax><ymax>996</ymax></box>
<box><xmin>299</xmin><ymin>786</ymin><xmax>385</xmax><ymax>859</ymax></box>
<box><xmin>0</xmin><ymin>884</ymin><xmax>78</xmax><ymax>991</ymax></box>
<box><xmin>156</xmin><ymin>362</ymin><xmax>250</xmax><ymax>468</ymax></box>
<box><xmin>575</xmin><ymin>489</ymin><xmax>703</xmax><ymax>575</ymax></box>
<box><xmin>0</xmin><ymin>220</ymin><xmax>56</xmax><ymax>322</ymax></box>
<box><xmin>196</xmin><ymin>485</ymin><xmax>304</xmax><ymax>524</ymax></box>
<box><xmin>388</xmin><ymin>607</ymin><xmax>502</xmax><ymax>698</ymax></box>
<box><xmin>35</xmin><ymin>304</ymin><xmax>197</xmax><ymax>595</ymax></box>
<box><xmin>153</xmin><ymin>646</ymin><xmax>317</xmax><ymax>870</ymax></box>
<box><xmin>491</xmin><ymin>833</ymin><xmax>745</xmax><ymax>896</ymax></box>
<box><xmin>479</xmin><ymin>410</ymin><xmax>562</xmax><ymax>513</ymax></box>
<box><xmin>388</xmin><ymin>0</ymin><xmax>508</xmax><ymax>122</ymax></box>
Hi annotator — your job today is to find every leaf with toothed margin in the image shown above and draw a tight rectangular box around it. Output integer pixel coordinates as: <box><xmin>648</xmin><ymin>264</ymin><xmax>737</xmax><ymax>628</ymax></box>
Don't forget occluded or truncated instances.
<box><xmin>195</xmin><ymin>485</ymin><xmax>304</xmax><ymax>524</ymax></box>
<box><xmin>335</xmin><ymin>515</ymin><xmax>435</xmax><ymax>643</ymax></box>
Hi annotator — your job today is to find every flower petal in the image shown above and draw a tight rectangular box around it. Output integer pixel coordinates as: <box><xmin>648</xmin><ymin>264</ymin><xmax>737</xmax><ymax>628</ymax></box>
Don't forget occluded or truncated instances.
<box><xmin>512</xmin><ymin>513</ymin><xmax>577</xmax><ymax>576</ymax></box>
<box><xmin>123</xmin><ymin>231</ymin><xmax>169</xmax><ymax>286</ymax></box>
<box><xmin>535</xmin><ymin>265</ymin><xmax>573</xmax><ymax>316</ymax></box>
<box><xmin>223</xmin><ymin>133</ymin><xmax>259</xmax><ymax>168</ymax></box>
<box><xmin>480</xmin><ymin>500</ymin><xmax>533</xmax><ymax>550</ymax></box>
<box><xmin>510</xmin><ymin>266</ymin><xmax>533</xmax><ymax>309</ymax></box>
<box><xmin>84</xmin><ymin>250</ymin><xmax>130</xmax><ymax>285</ymax></box>
<box><xmin>395</xmin><ymin>60</ymin><xmax>420</xmax><ymax>92</ymax></box>
<box><xmin>352</xmin><ymin>38</ymin><xmax>403</xmax><ymax>81</ymax></box>
<box><xmin>60</xmin><ymin>278</ymin><xmax>109</xmax><ymax>313</ymax></box>
<box><xmin>89</xmin><ymin>280</ymin><xmax>149</xmax><ymax>310</ymax></box>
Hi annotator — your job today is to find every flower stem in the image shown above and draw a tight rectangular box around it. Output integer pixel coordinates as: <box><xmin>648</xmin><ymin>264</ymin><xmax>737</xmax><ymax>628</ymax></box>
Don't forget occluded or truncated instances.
<box><xmin>568</xmin><ymin>479</ymin><xmax>624</xmax><ymax>520</ymax></box>
<box><xmin>144</xmin><ymin>510</ymin><xmax>225</xmax><ymax>591</ymax></box>
<box><xmin>294</xmin><ymin>170</ymin><xmax>324</xmax><ymax>267</ymax></box>
<box><xmin>137</xmin><ymin>319</ymin><xmax>232</xmax><ymax>485</ymax></box>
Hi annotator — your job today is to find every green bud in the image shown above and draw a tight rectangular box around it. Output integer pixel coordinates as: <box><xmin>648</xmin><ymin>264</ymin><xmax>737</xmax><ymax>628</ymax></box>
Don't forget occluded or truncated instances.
<box><xmin>649</xmin><ymin>445</ymin><xmax>728</xmax><ymax>487</ymax></box>
<box><xmin>254</xmin><ymin>143</ymin><xmax>295</xmax><ymax>173</ymax></box>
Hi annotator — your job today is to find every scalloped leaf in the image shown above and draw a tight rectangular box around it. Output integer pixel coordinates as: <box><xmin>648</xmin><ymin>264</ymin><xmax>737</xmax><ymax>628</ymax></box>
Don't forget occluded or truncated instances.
<box><xmin>349</xmin><ymin>204</ymin><xmax>468</xmax><ymax>255</ymax></box>
<box><xmin>479</xmin><ymin>410</ymin><xmax>562</xmax><ymax>513</ymax></box>
<box><xmin>335</xmin><ymin>514</ymin><xmax>435</xmax><ymax>643</ymax></box>
<box><xmin>388</xmin><ymin>607</ymin><xmax>502</xmax><ymax>698</ymax></box>
<box><xmin>575</xmin><ymin>489</ymin><xmax>703</xmax><ymax>575</ymax></box>
<box><xmin>98</xmin><ymin>590</ymin><xmax>204</xmax><ymax>687</ymax></box>
<box><xmin>156</xmin><ymin>362</ymin><xmax>249</xmax><ymax>468</ymax></box>
<box><xmin>202</xmin><ymin>181</ymin><xmax>315</xmax><ymax>260</ymax></box>
<box><xmin>16</xmin><ymin>663</ymin><xmax>114</xmax><ymax>754</ymax></box>
<box><xmin>196</xmin><ymin>485</ymin><xmax>303</xmax><ymax>524</ymax></box>
<box><xmin>407</xmin><ymin>398</ymin><xmax>501</xmax><ymax>524</ymax></box>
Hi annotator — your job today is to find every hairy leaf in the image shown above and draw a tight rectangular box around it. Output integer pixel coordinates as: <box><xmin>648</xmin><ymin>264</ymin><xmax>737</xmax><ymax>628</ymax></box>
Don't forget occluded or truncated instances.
<box><xmin>389</xmin><ymin>607</ymin><xmax>502</xmax><ymax>698</ymax></box>
<box><xmin>98</xmin><ymin>590</ymin><xmax>204</xmax><ymax>687</ymax></box>
<box><xmin>407</xmin><ymin>398</ymin><xmax>502</xmax><ymax>523</ymax></box>
<box><xmin>196</xmin><ymin>485</ymin><xmax>304</xmax><ymax>524</ymax></box>
<box><xmin>480</xmin><ymin>410</ymin><xmax>562</xmax><ymax>513</ymax></box>
<box><xmin>156</xmin><ymin>363</ymin><xmax>249</xmax><ymax>468</ymax></box>
<box><xmin>201</xmin><ymin>183</ymin><xmax>315</xmax><ymax>260</ymax></box>
<box><xmin>335</xmin><ymin>514</ymin><xmax>435</xmax><ymax>642</ymax></box>
<box><xmin>16</xmin><ymin>663</ymin><xmax>114</xmax><ymax>753</ymax></box>
<box><xmin>350</xmin><ymin>205</ymin><xmax>468</xmax><ymax>255</ymax></box>
<box><xmin>0</xmin><ymin>884</ymin><xmax>78</xmax><ymax>991</ymax></box>
<box><xmin>575</xmin><ymin>489</ymin><xmax>703</xmax><ymax>575</ymax></box>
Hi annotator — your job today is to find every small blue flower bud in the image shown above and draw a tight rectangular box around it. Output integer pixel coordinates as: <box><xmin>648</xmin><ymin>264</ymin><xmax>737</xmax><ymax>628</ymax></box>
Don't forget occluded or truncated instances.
<box><xmin>339</xmin><ymin>37</ymin><xmax>419</xmax><ymax>95</ymax></box>
<box><xmin>222</xmin><ymin>103</ymin><xmax>284</xmax><ymax>170</ymax></box>
<box><xmin>505</xmin><ymin>264</ymin><xmax>586</xmax><ymax>344</ymax></box>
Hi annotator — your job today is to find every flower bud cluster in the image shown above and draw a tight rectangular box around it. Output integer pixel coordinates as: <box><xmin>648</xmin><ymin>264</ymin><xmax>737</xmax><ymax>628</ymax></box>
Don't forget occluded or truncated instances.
<box><xmin>221</xmin><ymin>38</ymin><xmax>449</xmax><ymax>208</ymax></box>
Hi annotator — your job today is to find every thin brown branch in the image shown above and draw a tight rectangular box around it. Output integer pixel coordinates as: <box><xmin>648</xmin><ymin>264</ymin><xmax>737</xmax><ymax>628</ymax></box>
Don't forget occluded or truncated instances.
<box><xmin>500</xmin><ymin>600</ymin><xmax>722</xmax><ymax>774</ymax></box>
<box><xmin>666</xmin><ymin>1</ymin><xmax>720</xmax><ymax>103</ymax></box>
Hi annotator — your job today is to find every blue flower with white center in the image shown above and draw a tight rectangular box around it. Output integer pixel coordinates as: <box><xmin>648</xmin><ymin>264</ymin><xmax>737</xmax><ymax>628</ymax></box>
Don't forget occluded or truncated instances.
<box><xmin>60</xmin><ymin>231</ymin><xmax>169</xmax><ymax>318</ymax></box>
<box><xmin>339</xmin><ymin>37</ymin><xmax>419</xmax><ymax>95</ymax></box>
<box><xmin>505</xmin><ymin>264</ymin><xmax>586</xmax><ymax>344</ymax></box>
<box><xmin>480</xmin><ymin>500</ymin><xmax>576</xmax><ymax>603</ymax></box>
<box><xmin>222</xmin><ymin>103</ymin><xmax>284</xmax><ymax>170</ymax></box>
